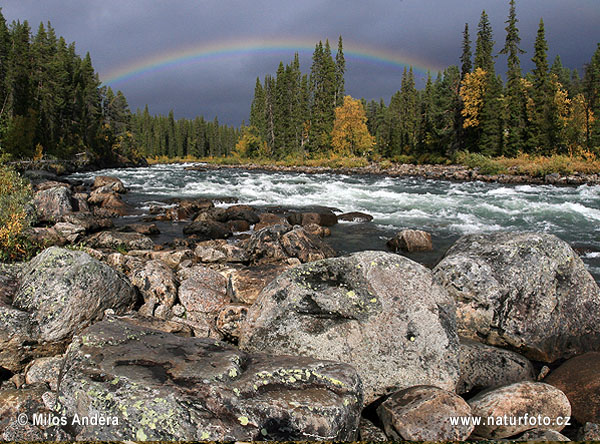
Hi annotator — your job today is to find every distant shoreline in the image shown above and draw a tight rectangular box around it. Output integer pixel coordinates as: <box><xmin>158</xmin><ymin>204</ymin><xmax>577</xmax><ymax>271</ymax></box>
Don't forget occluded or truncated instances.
<box><xmin>181</xmin><ymin>161</ymin><xmax>600</xmax><ymax>187</ymax></box>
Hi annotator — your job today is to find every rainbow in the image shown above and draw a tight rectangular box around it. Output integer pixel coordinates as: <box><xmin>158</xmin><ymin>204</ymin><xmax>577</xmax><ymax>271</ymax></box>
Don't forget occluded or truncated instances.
<box><xmin>100</xmin><ymin>37</ymin><xmax>443</xmax><ymax>86</ymax></box>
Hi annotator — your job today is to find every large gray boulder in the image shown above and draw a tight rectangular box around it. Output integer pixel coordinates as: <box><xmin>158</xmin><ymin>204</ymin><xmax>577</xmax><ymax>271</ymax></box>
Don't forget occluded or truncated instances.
<box><xmin>86</xmin><ymin>230</ymin><xmax>155</xmax><ymax>250</ymax></box>
<box><xmin>433</xmin><ymin>232</ymin><xmax>600</xmax><ymax>362</ymax></box>
<box><xmin>57</xmin><ymin>318</ymin><xmax>363</xmax><ymax>441</ymax></box>
<box><xmin>240</xmin><ymin>251</ymin><xmax>460</xmax><ymax>403</ymax></box>
<box><xmin>33</xmin><ymin>186</ymin><xmax>73</xmax><ymax>223</ymax></box>
<box><xmin>0</xmin><ymin>247</ymin><xmax>137</xmax><ymax>371</ymax></box>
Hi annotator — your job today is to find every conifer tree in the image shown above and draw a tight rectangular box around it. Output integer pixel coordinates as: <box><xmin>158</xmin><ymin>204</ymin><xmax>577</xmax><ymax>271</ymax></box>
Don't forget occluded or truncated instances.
<box><xmin>499</xmin><ymin>0</ymin><xmax>525</xmax><ymax>156</ymax></box>
<box><xmin>584</xmin><ymin>43</ymin><xmax>600</xmax><ymax>148</ymax></box>
<box><xmin>460</xmin><ymin>23</ymin><xmax>472</xmax><ymax>80</ymax></box>
<box><xmin>335</xmin><ymin>36</ymin><xmax>346</xmax><ymax>108</ymax></box>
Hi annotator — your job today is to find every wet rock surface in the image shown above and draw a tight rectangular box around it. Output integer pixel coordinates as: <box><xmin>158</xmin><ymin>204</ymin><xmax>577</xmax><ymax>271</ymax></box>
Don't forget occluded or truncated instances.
<box><xmin>240</xmin><ymin>251</ymin><xmax>460</xmax><ymax>403</ymax></box>
<box><xmin>434</xmin><ymin>231</ymin><xmax>600</xmax><ymax>362</ymax></box>
<box><xmin>57</xmin><ymin>318</ymin><xmax>363</xmax><ymax>441</ymax></box>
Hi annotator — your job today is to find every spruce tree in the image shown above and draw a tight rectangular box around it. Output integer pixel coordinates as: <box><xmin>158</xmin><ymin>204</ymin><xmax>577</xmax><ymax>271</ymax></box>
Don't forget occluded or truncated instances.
<box><xmin>460</xmin><ymin>23</ymin><xmax>472</xmax><ymax>79</ymax></box>
<box><xmin>335</xmin><ymin>36</ymin><xmax>346</xmax><ymax>108</ymax></box>
<box><xmin>474</xmin><ymin>11</ymin><xmax>495</xmax><ymax>74</ymax></box>
<box><xmin>584</xmin><ymin>43</ymin><xmax>600</xmax><ymax>148</ymax></box>
<box><xmin>499</xmin><ymin>0</ymin><xmax>525</xmax><ymax>156</ymax></box>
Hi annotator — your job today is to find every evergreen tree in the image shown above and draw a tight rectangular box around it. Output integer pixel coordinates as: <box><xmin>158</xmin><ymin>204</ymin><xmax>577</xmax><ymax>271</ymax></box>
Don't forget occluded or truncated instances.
<box><xmin>474</xmin><ymin>11</ymin><xmax>495</xmax><ymax>73</ymax></box>
<box><xmin>584</xmin><ymin>43</ymin><xmax>600</xmax><ymax>148</ymax></box>
<box><xmin>334</xmin><ymin>36</ymin><xmax>346</xmax><ymax>108</ymax></box>
<box><xmin>499</xmin><ymin>0</ymin><xmax>525</xmax><ymax>156</ymax></box>
<box><xmin>460</xmin><ymin>23</ymin><xmax>472</xmax><ymax>79</ymax></box>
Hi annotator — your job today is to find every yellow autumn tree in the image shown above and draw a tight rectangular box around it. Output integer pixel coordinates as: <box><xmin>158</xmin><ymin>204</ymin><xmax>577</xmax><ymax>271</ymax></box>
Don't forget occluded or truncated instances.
<box><xmin>553</xmin><ymin>78</ymin><xmax>594</xmax><ymax>155</ymax></box>
<box><xmin>331</xmin><ymin>95</ymin><xmax>375</xmax><ymax>157</ymax></box>
<box><xmin>459</xmin><ymin>68</ymin><xmax>488</xmax><ymax>128</ymax></box>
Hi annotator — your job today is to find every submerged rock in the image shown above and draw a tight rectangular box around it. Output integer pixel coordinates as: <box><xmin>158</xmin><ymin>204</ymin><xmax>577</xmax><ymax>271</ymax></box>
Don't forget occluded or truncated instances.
<box><xmin>240</xmin><ymin>251</ymin><xmax>459</xmax><ymax>403</ymax></box>
<box><xmin>57</xmin><ymin>318</ymin><xmax>363</xmax><ymax>441</ymax></box>
<box><xmin>433</xmin><ymin>231</ymin><xmax>600</xmax><ymax>362</ymax></box>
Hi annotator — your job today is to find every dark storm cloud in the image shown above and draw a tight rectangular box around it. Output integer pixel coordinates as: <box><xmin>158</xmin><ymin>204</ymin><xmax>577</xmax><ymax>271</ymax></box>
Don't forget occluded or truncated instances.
<box><xmin>2</xmin><ymin>0</ymin><xmax>599</xmax><ymax>125</ymax></box>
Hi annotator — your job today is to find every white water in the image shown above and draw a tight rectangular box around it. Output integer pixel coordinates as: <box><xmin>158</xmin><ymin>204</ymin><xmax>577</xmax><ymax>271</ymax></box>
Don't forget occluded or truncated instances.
<box><xmin>69</xmin><ymin>163</ymin><xmax>600</xmax><ymax>279</ymax></box>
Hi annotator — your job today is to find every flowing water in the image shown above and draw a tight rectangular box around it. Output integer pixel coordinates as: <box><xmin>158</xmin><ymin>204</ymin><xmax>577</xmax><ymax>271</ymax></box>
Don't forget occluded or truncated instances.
<box><xmin>69</xmin><ymin>163</ymin><xmax>600</xmax><ymax>282</ymax></box>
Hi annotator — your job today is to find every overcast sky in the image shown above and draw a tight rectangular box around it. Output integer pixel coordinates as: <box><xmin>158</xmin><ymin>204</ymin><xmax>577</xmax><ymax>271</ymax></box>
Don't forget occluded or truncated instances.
<box><xmin>3</xmin><ymin>1</ymin><xmax>599</xmax><ymax>125</ymax></box>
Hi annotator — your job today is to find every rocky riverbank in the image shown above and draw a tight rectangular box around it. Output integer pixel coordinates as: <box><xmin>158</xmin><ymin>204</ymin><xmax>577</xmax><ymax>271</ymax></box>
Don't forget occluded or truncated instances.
<box><xmin>186</xmin><ymin>161</ymin><xmax>600</xmax><ymax>186</ymax></box>
<box><xmin>2</xmin><ymin>174</ymin><xmax>600</xmax><ymax>440</ymax></box>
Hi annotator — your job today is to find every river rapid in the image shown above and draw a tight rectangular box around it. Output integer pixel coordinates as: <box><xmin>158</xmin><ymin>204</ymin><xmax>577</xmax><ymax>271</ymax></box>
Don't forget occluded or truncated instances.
<box><xmin>69</xmin><ymin>163</ymin><xmax>600</xmax><ymax>282</ymax></box>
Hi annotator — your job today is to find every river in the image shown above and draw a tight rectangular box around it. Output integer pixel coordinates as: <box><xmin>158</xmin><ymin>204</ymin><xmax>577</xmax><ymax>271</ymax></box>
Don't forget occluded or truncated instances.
<box><xmin>68</xmin><ymin>163</ymin><xmax>600</xmax><ymax>282</ymax></box>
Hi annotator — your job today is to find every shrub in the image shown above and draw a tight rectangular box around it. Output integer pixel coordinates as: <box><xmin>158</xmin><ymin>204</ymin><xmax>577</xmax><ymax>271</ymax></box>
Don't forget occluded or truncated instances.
<box><xmin>0</xmin><ymin>164</ymin><xmax>36</xmax><ymax>261</ymax></box>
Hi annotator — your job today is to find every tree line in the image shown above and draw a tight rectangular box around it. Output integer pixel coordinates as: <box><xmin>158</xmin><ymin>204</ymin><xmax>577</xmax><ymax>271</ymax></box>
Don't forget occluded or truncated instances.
<box><xmin>241</xmin><ymin>0</ymin><xmax>600</xmax><ymax>162</ymax></box>
<box><xmin>131</xmin><ymin>107</ymin><xmax>239</xmax><ymax>159</ymax></box>
<box><xmin>0</xmin><ymin>8</ymin><xmax>237</xmax><ymax>163</ymax></box>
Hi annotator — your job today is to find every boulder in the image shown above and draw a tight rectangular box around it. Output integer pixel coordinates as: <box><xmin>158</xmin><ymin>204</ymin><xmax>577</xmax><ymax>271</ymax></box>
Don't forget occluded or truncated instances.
<box><xmin>227</xmin><ymin>219</ymin><xmax>251</xmax><ymax>232</ymax></box>
<box><xmin>387</xmin><ymin>229</ymin><xmax>433</xmax><ymax>252</ymax></box>
<box><xmin>359</xmin><ymin>418</ymin><xmax>388</xmax><ymax>442</ymax></box>
<box><xmin>338</xmin><ymin>212</ymin><xmax>374</xmax><ymax>223</ymax></box>
<box><xmin>377</xmin><ymin>385</ymin><xmax>474</xmax><ymax>441</ymax></box>
<box><xmin>226</xmin><ymin>262</ymin><xmax>296</xmax><ymax>304</ymax></box>
<box><xmin>177</xmin><ymin>266</ymin><xmax>229</xmax><ymax>337</ymax></box>
<box><xmin>254</xmin><ymin>213</ymin><xmax>291</xmax><ymax>231</ymax></box>
<box><xmin>25</xmin><ymin>355</ymin><xmax>63</xmax><ymax>390</ymax></box>
<box><xmin>92</xmin><ymin>175</ymin><xmax>126</xmax><ymax>193</ymax></box>
<box><xmin>72</xmin><ymin>192</ymin><xmax>90</xmax><ymax>212</ymax></box>
<box><xmin>458</xmin><ymin>338</ymin><xmax>534</xmax><ymax>394</ymax></box>
<box><xmin>223</xmin><ymin>204</ymin><xmax>260</xmax><ymax>224</ymax></box>
<box><xmin>182</xmin><ymin>220</ymin><xmax>232</xmax><ymax>240</ymax></box>
<box><xmin>240</xmin><ymin>251</ymin><xmax>460</xmax><ymax>403</ymax></box>
<box><xmin>433</xmin><ymin>232</ymin><xmax>600</xmax><ymax>362</ymax></box>
<box><xmin>544</xmin><ymin>352</ymin><xmax>600</xmax><ymax>424</ymax></box>
<box><xmin>0</xmin><ymin>247</ymin><xmax>137</xmax><ymax>371</ymax></box>
<box><xmin>57</xmin><ymin>319</ymin><xmax>363</xmax><ymax>441</ymax></box>
<box><xmin>517</xmin><ymin>429</ymin><xmax>570</xmax><ymax>441</ymax></box>
<box><xmin>216</xmin><ymin>304</ymin><xmax>249</xmax><ymax>339</ymax></box>
<box><xmin>86</xmin><ymin>230</ymin><xmax>155</xmax><ymax>251</ymax></box>
<box><xmin>25</xmin><ymin>227</ymin><xmax>66</xmax><ymax>247</ymax></box>
<box><xmin>302</xmin><ymin>223</ymin><xmax>331</xmax><ymax>238</ymax></box>
<box><xmin>578</xmin><ymin>422</ymin><xmax>600</xmax><ymax>440</ymax></box>
<box><xmin>123</xmin><ymin>223</ymin><xmax>160</xmax><ymax>235</ymax></box>
<box><xmin>287</xmin><ymin>209</ymin><xmax>338</xmax><ymax>227</ymax></box>
<box><xmin>244</xmin><ymin>225</ymin><xmax>335</xmax><ymax>265</ymax></box>
<box><xmin>468</xmin><ymin>381</ymin><xmax>571</xmax><ymax>439</ymax></box>
<box><xmin>195</xmin><ymin>239</ymin><xmax>248</xmax><ymax>263</ymax></box>
<box><xmin>129</xmin><ymin>260</ymin><xmax>178</xmax><ymax>313</ymax></box>
<box><xmin>52</xmin><ymin>222</ymin><xmax>85</xmax><ymax>243</ymax></box>
<box><xmin>60</xmin><ymin>212</ymin><xmax>114</xmax><ymax>233</ymax></box>
<box><xmin>33</xmin><ymin>186</ymin><xmax>73</xmax><ymax>223</ymax></box>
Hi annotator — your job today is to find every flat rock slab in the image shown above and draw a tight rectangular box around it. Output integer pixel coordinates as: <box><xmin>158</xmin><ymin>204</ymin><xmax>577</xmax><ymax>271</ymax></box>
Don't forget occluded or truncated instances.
<box><xmin>240</xmin><ymin>251</ymin><xmax>459</xmax><ymax>404</ymax></box>
<box><xmin>57</xmin><ymin>318</ymin><xmax>363</xmax><ymax>441</ymax></box>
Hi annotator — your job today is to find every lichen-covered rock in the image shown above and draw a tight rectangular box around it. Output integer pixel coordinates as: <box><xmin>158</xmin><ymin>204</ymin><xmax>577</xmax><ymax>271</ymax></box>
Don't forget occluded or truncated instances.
<box><xmin>53</xmin><ymin>222</ymin><xmax>85</xmax><ymax>243</ymax></box>
<box><xmin>25</xmin><ymin>355</ymin><xmax>64</xmax><ymax>390</ymax></box>
<box><xmin>433</xmin><ymin>232</ymin><xmax>600</xmax><ymax>362</ymax></box>
<box><xmin>33</xmin><ymin>186</ymin><xmax>73</xmax><ymax>223</ymax></box>
<box><xmin>468</xmin><ymin>381</ymin><xmax>571</xmax><ymax>439</ymax></box>
<box><xmin>0</xmin><ymin>247</ymin><xmax>137</xmax><ymax>371</ymax></box>
<box><xmin>129</xmin><ymin>260</ymin><xmax>178</xmax><ymax>310</ymax></box>
<box><xmin>86</xmin><ymin>230</ymin><xmax>155</xmax><ymax>250</ymax></box>
<box><xmin>57</xmin><ymin>319</ymin><xmax>363</xmax><ymax>441</ymax></box>
<box><xmin>544</xmin><ymin>352</ymin><xmax>600</xmax><ymax>424</ymax></box>
<box><xmin>225</xmin><ymin>262</ymin><xmax>296</xmax><ymax>304</ymax></box>
<box><xmin>240</xmin><ymin>251</ymin><xmax>460</xmax><ymax>403</ymax></box>
<box><xmin>377</xmin><ymin>385</ymin><xmax>474</xmax><ymax>441</ymax></box>
<box><xmin>458</xmin><ymin>338</ymin><xmax>534</xmax><ymax>394</ymax></box>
